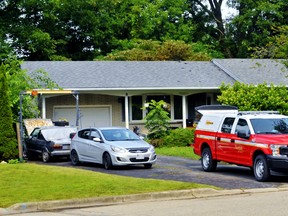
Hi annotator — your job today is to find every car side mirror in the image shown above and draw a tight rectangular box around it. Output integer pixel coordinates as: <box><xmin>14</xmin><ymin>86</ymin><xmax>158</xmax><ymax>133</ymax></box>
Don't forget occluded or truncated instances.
<box><xmin>70</xmin><ymin>132</ymin><xmax>76</xmax><ymax>139</ymax></box>
<box><xmin>93</xmin><ymin>137</ymin><xmax>102</xmax><ymax>142</ymax></box>
<box><xmin>237</xmin><ymin>130</ymin><xmax>250</xmax><ymax>139</ymax></box>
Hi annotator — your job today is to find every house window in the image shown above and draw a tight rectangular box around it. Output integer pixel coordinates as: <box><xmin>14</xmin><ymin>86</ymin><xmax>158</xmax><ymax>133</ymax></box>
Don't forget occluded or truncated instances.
<box><xmin>131</xmin><ymin>95</ymin><xmax>172</xmax><ymax>121</ymax></box>
<box><xmin>146</xmin><ymin>95</ymin><xmax>171</xmax><ymax>117</ymax></box>
<box><xmin>174</xmin><ymin>96</ymin><xmax>182</xmax><ymax>120</ymax></box>
<box><xmin>131</xmin><ymin>96</ymin><xmax>143</xmax><ymax>120</ymax></box>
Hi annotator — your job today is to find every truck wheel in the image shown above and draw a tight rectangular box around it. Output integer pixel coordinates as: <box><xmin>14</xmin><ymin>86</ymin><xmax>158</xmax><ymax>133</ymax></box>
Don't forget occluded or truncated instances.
<box><xmin>201</xmin><ymin>148</ymin><xmax>217</xmax><ymax>172</ymax></box>
<box><xmin>253</xmin><ymin>154</ymin><xmax>270</xmax><ymax>182</ymax></box>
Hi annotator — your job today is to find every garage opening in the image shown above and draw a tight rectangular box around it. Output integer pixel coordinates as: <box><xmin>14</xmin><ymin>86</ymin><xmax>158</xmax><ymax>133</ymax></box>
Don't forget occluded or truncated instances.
<box><xmin>54</xmin><ymin>106</ymin><xmax>112</xmax><ymax>128</ymax></box>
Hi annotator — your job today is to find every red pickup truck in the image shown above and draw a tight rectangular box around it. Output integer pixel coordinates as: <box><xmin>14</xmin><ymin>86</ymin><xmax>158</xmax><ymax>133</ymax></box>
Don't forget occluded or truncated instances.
<box><xmin>193</xmin><ymin>105</ymin><xmax>288</xmax><ymax>181</ymax></box>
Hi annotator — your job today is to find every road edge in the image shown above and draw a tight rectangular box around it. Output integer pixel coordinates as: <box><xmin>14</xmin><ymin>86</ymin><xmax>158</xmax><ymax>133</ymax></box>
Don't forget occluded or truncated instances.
<box><xmin>1</xmin><ymin>186</ymin><xmax>288</xmax><ymax>215</ymax></box>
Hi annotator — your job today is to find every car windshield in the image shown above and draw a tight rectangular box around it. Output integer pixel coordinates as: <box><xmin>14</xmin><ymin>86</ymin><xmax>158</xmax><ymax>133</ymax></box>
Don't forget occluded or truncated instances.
<box><xmin>250</xmin><ymin>118</ymin><xmax>288</xmax><ymax>134</ymax></box>
<box><xmin>41</xmin><ymin>127</ymin><xmax>76</xmax><ymax>141</ymax></box>
<box><xmin>101</xmin><ymin>129</ymin><xmax>140</xmax><ymax>141</ymax></box>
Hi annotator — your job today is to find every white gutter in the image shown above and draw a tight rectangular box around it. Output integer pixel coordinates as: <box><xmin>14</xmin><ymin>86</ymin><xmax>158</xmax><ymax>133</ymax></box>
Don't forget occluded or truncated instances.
<box><xmin>47</xmin><ymin>87</ymin><xmax>221</xmax><ymax>91</ymax></box>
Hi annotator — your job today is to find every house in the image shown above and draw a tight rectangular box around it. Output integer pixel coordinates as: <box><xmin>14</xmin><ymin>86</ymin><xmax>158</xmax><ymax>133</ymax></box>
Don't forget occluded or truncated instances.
<box><xmin>21</xmin><ymin>59</ymin><xmax>288</xmax><ymax>130</ymax></box>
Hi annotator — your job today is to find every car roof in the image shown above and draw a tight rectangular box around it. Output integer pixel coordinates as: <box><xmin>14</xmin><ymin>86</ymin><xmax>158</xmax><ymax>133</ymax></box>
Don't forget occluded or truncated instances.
<box><xmin>80</xmin><ymin>126</ymin><xmax>128</xmax><ymax>130</ymax></box>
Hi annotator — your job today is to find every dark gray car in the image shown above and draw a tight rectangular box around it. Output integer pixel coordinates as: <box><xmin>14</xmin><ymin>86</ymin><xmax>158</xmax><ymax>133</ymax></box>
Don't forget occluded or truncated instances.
<box><xmin>24</xmin><ymin>126</ymin><xmax>76</xmax><ymax>162</ymax></box>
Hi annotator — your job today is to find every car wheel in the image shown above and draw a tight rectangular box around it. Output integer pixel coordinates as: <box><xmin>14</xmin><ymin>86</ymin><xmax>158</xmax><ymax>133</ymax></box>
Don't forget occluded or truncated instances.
<box><xmin>103</xmin><ymin>153</ymin><xmax>113</xmax><ymax>170</ymax></box>
<box><xmin>42</xmin><ymin>149</ymin><xmax>50</xmax><ymax>163</ymax></box>
<box><xmin>22</xmin><ymin>149</ymin><xmax>29</xmax><ymax>160</ymax></box>
<box><xmin>201</xmin><ymin>147</ymin><xmax>217</xmax><ymax>172</ymax></box>
<box><xmin>254</xmin><ymin>154</ymin><xmax>270</xmax><ymax>182</ymax></box>
<box><xmin>71</xmin><ymin>150</ymin><xmax>80</xmax><ymax>165</ymax></box>
<box><xmin>144</xmin><ymin>163</ymin><xmax>152</xmax><ymax>169</ymax></box>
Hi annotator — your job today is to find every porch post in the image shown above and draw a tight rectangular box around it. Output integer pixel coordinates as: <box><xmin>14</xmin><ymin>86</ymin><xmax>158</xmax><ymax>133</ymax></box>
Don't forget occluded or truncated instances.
<box><xmin>41</xmin><ymin>96</ymin><xmax>46</xmax><ymax>119</ymax></box>
<box><xmin>125</xmin><ymin>93</ymin><xmax>129</xmax><ymax>129</ymax></box>
<box><xmin>182</xmin><ymin>95</ymin><xmax>187</xmax><ymax>128</ymax></box>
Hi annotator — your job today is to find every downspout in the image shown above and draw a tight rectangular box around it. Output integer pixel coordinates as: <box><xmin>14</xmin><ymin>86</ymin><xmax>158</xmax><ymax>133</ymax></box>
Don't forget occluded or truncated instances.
<box><xmin>182</xmin><ymin>95</ymin><xmax>187</xmax><ymax>128</ymax></box>
<box><xmin>41</xmin><ymin>96</ymin><xmax>46</xmax><ymax>119</ymax></box>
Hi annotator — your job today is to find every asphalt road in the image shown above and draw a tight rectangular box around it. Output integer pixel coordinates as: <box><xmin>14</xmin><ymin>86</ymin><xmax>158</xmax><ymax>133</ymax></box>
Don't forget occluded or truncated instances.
<box><xmin>32</xmin><ymin>155</ymin><xmax>288</xmax><ymax>189</ymax></box>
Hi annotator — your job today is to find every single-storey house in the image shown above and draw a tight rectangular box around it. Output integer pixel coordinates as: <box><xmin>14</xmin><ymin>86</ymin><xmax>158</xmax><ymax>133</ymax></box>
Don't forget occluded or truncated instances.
<box><xmin>21</xmin><ymin>59</ymin><xmax>288</xmax><ymax>130</ymax></box>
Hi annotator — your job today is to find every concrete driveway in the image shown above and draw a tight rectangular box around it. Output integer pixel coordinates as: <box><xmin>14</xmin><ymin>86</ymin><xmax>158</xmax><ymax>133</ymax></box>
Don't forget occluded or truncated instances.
<box><xmin>37</xmin><ymin>155</ymin><xmax>288</xmax><ymax>189</ymax></box>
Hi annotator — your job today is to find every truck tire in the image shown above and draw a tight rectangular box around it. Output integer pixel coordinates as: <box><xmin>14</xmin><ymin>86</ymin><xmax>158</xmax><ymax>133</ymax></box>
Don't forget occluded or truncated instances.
<box><xmin>201</xmin><ymin>147</ymin><xmax>217</xmax><ymax>172</ymax></box>
<box><xmin>253</xmin><ymin>154</ymin><xmax>270</xmax><ymax>182</ymax></box>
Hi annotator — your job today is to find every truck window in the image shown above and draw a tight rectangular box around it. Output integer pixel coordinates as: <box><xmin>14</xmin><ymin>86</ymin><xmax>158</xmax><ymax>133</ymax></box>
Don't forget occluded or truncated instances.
<box><xmin>235</xmin><ymin>119</ymin><xmax>250</xmax><ymax>135</ymax></box>
<box><xmin>251</xmin><ymin>118</ymin><xmax>288</xmax><ymax>134</ymax></box>
<box><xmin>221</xmin><ymin>117</ymin><xmax>235</xmax><ymax>133</ymax></box>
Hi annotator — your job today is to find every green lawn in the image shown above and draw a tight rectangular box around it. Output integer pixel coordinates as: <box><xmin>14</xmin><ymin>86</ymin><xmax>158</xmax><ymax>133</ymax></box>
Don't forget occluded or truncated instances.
<box><xmin>155</xmin><ymin>146</ymin><xmax>201</xmax><ymax>160</ymax></box>
<box><xmin>0</xmin><ymin>160</ymin><xmax>213</xmax><ymax>208</ymax></box>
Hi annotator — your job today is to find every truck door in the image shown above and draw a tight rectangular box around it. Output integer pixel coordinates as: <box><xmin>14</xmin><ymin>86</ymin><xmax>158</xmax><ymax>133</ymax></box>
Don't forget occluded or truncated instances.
<box><xmin>232</xmin><ymin>118</ymin><xmax>251</xmax><ymax>165</ymax></box>
<box><xmin>216</xmin><ymin>117</ymin><xmax>236</xmax><ymax>162</ymax></box>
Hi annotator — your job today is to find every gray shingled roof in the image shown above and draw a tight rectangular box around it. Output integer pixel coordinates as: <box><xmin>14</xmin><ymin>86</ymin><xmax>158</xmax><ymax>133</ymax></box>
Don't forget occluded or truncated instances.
<box><xmin>213</xmin><ymin>59</ymin><xmax>288</xmax><ymax>85</ymax></box>
<box><xmin>21</xmin><ymin>61</ymin><xmax>235</xmax><ymax>90</ymax></box>
<box><xmin>21</xmin><ymin>59</ymin><xmax>288</xmax><ymax>91</ymax></box>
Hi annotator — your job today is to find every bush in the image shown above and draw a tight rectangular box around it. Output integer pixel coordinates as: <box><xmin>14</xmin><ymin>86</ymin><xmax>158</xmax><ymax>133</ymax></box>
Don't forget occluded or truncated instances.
<box><xmin>148</xmin><ymin>138</ymin><xmax>164</xmax><ymax>148</ymax></box>
<box><xmin>162</xmin><ymin>128</ymin><xmax>195</xmax><ymax>147</ymax></box>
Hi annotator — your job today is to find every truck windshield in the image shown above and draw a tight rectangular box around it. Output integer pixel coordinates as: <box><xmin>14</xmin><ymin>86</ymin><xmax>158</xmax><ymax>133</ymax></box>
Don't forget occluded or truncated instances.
<box><xmin>250</xmin><ymin>118</ymin><xmax>288</xmax><ymax>134</ymax></box>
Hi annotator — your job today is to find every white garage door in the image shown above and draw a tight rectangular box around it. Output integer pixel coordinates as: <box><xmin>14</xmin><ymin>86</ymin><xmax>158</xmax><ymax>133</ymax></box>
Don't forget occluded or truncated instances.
<box><xmin>54</xmin><ymin>106</ymin><xmax>111</xmax><ymax>128</ymax></box>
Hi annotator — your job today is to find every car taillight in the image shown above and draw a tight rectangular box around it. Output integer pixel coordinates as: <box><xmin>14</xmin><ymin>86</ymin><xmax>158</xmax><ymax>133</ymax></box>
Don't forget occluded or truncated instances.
<box><xmin>53</xmin><ymin>144</ymin><xmax>62</xmax><ymax>149</ymax></box>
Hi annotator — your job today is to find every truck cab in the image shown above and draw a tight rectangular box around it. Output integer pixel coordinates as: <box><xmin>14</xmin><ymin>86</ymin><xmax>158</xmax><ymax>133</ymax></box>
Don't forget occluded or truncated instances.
<box><xmin>193</xmin><ymin>105</ymin><xmax>288</xmax><ymax>181</ymax></box>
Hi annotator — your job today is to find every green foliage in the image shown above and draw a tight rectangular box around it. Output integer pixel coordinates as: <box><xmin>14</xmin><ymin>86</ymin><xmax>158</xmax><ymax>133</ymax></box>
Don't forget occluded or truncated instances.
<box><xmin>163</xmin><ymin>128</ymin><xmax>195</xmax><ymax>147</ymax></box>
<box><xmin>218</xmin><ymin>82</ymin><xmax>288</xmax><ymax>114</ymax></box>
<box><xmin>0</xmin><ymin>63</ymin><xmax>18</xmax><ymax>161</ymax></box>
<box><xmin>251</xmin><ymin>26</ymin><xmax>288</xmax><ymax>60</ymax></box>
<box><xmin>8</xmin><ymin>159</ymin><xmax>20</xmax><ymax>164</ymax></box>
<box><xmin>100</xmin><ymin>40</ymin><xmax>220</xmax><ymax>61</ymax></box>
<box><xmin>143</xmin><ymin>100</ymin><xmax>170</xmax><ymax>139</ymax></box>
<box><xmin>3</xmin><ymin>57</ymin><xmax>59</xmax><ymax>120</ymax></box>
<box><xmin>229</xmin><ymin>0</ymin><xmax>287</xmax><ymax>57</ymax></box>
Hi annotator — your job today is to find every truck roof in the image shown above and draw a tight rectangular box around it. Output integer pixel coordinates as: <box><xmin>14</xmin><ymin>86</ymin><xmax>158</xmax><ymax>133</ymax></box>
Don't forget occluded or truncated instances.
<box><xmin>195</xmin><ymin>105</ymin><xmax>238</xmax><ymax>115</ymax></box>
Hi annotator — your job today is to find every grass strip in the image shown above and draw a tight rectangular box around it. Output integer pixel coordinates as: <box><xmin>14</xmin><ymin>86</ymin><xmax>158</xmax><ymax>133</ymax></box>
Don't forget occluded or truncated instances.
<box><xmin>0</xmin><ymin>163</ymin><xmax>213</xmax><ymax>208</ymax></box>
<box><xmin>156</xmin><ymin>146</ymin><xmax>201</xmax><ymax>160</ymax></box>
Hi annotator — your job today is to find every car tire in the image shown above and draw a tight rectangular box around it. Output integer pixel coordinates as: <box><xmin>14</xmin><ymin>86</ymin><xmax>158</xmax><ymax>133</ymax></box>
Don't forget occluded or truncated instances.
<box><xmin>42</xmin><ymin>149</ymin><xmax>50</xmax><ymax>163</ymax></box>
<box><xmin>22</xmin><ymin>149</ymin><xmax>29</xmax><ymax>160</ymax></box>
<box><xmin>71</xmin><ymin>150</ymin><xmax>80</xmax><ymax>165</ymax></box>
<box><xmin>201</xmin><ymin>147</ymin><xmax>217</xmax><ymax>172</ymax></box>
<box><xmin>144</xmin><ymin>163</ymin><xmax>152</xmax><ymax>169</ymax></box>
<box><xmin>103</xmin><ymin>153</ymin><xmax>113</xmax><ymax>170</ymax></box>
<box><xmin>253</xmin><ymin>154</ymin><xmax>270</xmax><ymax>182</ymax></box>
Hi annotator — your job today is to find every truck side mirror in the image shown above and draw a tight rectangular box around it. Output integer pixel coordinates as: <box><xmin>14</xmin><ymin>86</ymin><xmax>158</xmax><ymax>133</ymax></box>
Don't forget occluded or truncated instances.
<box><xmin>237</xmin><ymin>130</ymin><xmax>250</xmax><ymax>139</ymax></box>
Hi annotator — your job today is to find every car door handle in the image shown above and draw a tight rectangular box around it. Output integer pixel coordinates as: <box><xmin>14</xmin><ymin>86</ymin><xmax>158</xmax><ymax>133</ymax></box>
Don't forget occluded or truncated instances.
<box><xmin>217</xmin><ymin>137</ymin><xmax>221</xmax><ymax>141</ymax></box>
<box><xmin>231</xmin><ymin>139</ymin><xmax>235</xmax><ymax>143</ymax></box>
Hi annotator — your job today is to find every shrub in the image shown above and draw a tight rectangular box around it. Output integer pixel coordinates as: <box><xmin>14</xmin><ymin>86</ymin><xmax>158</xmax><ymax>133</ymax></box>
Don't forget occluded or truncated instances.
<box><xmin>8</xmin><ymin>159</ymin><xmax>20</xmax><ymax>164</ymax></box>
<box><xmin>162</xmin><ymin>128</ymin><xmax>195</xmax><ymax>147</ymax></box>
<box><xmin>143</xmin><ymin>100</ymin><xmax>170</xmax><ymax>139</ymax></box>
<box><xmin>148</xmin><ymin>138</ymin><xmax>164</xmax><ymax>148</ymax></box>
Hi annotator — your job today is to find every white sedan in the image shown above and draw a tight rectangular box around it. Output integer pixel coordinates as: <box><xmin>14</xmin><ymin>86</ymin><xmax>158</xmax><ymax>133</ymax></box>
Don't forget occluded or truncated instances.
<box><xmin>70</xmin><ymin>127</ymin><xmax>157</xmax><ymax>169</ymax></box>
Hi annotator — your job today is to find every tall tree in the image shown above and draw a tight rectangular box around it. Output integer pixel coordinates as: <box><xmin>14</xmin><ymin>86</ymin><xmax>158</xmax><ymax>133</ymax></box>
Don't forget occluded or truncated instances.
<box><xmin>229</xmin><ymin>0</ymin><xmax>288</xmax><ymax>57</ymax></box>
<box><xmin>0</xmin><ymin>63</ymin><xmax>18</xmax><ymax>161</ymax></box>
<box><xmin>188</xmin><ymin>0</ymin><xmax>232</xmax><ymax>57</ymax></box>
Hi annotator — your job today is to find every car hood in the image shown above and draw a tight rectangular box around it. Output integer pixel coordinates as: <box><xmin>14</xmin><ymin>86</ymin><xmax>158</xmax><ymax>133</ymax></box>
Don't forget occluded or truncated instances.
<box><xmin>105</xmin><ymin>140</ymin><xmax>151</xmax><ymax>148</ymax></box>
